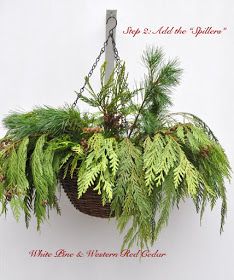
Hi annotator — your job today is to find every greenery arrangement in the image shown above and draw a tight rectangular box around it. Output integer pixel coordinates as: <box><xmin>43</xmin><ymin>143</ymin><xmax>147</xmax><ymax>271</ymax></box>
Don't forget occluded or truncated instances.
<box><xmin>0</xmin><ymin>47</ymin><xmax>231</xmax><ymax>249</ymax></box>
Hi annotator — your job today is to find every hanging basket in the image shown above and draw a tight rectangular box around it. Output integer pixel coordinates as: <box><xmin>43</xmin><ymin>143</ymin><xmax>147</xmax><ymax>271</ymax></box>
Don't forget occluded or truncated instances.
<box><xmin>0</xmin><ymin>10</ymin><xmax>231</xmax><ymax>250</ymax></box>
<box><xmin>59</xmin><ymin>173</ymin><xmax>114</xmax><ymax>218</ymax></box>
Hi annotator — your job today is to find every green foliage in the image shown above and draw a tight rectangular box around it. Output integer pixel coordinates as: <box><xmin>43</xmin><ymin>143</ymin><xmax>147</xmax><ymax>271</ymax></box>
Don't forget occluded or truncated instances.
<box><xmin>142</xmin><ymin>124</ymin><xmax>231</xmax><ymax>238</ymax></box>
<box><xmin>144</xmin><ymin>134</ymin><xmax>177</xmax><ymax>192</ymax></box>
<box><xmin>78</xmin><ymin>61</ymin><xmax>141</xmax><ymax>137</ymax></box>
<box><xmin>0</xmin><ymin>46</ymin><xmax>231</xmax><ymax>249</ymax></box>
<box><xmin>129</xmin><ymin>47</ymin><xmax>183</xmax><ymax>137</ymax></box>
<box><xmin>111</xmin><ymin>138</ymin><xmax>152</xmax><ymax>249</ymax></box>
<box><xmin>79</xmin><ymin>62</ymin><xmax>132</xmax><ymax>115</ymax></box>
<box><xmin>3</xmin><ymin>106</ymin><xmax>89</xmax><ymax>140</ymax></box>
<box><xmin>2</xmin><ymin>138</ymin><xmax>29</xmax><ymax>196</ymax></box>
<box><xmin>31</xmin><ymin>135</ymin><xmax>49</xmax><ymax>228</ymax></box>
<box><xmin>78</xmin><ymin>134</ymin><xmax>118</xmax><ymax>203</ymax></box>
<box><xmin>152</xmin><ymin>171</ymin><xmax>175</xmax><ymax>242</ymax></box>
<box><xmin>142</xmin><ymin>47</ymin><xmax>182</xmax><ymax>115</ymax></box>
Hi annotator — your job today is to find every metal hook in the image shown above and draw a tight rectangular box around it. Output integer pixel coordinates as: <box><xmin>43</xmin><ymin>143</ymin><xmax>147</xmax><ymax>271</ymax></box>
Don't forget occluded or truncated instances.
<box><xmin>106</xmin><ymin>16</ymin><xmax>117</xmax><ymax>35</ymax></box>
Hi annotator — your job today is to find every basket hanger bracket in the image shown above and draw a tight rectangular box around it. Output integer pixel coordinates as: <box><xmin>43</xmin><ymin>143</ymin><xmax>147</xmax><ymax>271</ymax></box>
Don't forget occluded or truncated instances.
<box><xmin>105</xmin><ymin>9</ymin><xmax>117</xmax><ymax>83</ymax></box>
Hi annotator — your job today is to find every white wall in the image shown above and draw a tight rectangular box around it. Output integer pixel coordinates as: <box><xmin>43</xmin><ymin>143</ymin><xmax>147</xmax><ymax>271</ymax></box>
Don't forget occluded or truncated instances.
<box><xmin>0</xmin><ymin>1</ymin><xmax>233</xmax><ymax>279</ymax></box>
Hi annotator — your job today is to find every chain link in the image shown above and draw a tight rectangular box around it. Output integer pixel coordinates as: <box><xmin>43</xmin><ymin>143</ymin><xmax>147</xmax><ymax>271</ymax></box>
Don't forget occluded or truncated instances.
<box><xmin>72</xmin><ymin>18</ymin><xmax>121</xmax><ymax>107</ymax></box>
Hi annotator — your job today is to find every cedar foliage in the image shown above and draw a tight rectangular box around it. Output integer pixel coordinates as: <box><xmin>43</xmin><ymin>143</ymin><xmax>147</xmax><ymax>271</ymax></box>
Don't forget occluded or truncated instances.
<box><xmin>0</xmin><ymin>47</ymin><xmax>231</xmax><ymax>248</ymax></box>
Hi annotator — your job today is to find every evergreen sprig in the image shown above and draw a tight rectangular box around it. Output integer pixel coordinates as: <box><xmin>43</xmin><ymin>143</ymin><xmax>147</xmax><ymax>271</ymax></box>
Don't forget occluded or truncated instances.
<box><xmin>3</xmin><ymin>106</ymin><xmax>90</xmax><ymax>140</ymax></box>
<box><xmin>112</xmin><ymin>138</ymin><xmax>152</xmax><ymax>249</ymax></box>
<box><xmin>78</xmin><ymin>134</ymin><xmax>118</xmax><ymax>203</ymax></box>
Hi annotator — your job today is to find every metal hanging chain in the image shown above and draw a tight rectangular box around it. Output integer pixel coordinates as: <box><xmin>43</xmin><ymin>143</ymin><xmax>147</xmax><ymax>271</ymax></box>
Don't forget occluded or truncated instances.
<box><xmin>72</xmin><ymin>16</ymin><xmax>121</xmax><ymax>107</ymax></box>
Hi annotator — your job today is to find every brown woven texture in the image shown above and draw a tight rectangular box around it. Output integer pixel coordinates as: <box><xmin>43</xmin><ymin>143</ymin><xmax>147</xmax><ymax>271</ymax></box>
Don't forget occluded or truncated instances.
<box><xmin>59</xmin><ymin>173</ymin><xmax>114</xmax><ymax>218</ymax></box>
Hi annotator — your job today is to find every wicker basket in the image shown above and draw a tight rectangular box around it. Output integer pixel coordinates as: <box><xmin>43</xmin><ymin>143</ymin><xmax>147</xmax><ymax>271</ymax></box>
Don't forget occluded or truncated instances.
<box><xmin>59</xmin><ymin>173</ymin><xmax>114</xmax><ymax>218</ymax></box>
